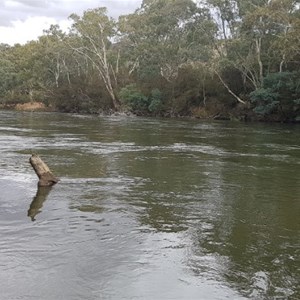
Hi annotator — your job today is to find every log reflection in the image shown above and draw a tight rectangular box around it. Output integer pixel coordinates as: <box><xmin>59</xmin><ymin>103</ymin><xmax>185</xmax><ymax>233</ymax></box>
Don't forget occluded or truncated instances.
<box><xmin>28</xmin><ymin>186</ymin><xmax>52</xmax><ymax>221</ymax></box>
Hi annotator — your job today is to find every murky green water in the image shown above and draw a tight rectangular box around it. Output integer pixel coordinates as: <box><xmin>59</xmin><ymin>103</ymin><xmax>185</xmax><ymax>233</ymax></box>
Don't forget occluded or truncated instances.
<box><xmin>0</xmin><ymin>111</ymin><xmax>299</xmax><ymax>299</ymax></box>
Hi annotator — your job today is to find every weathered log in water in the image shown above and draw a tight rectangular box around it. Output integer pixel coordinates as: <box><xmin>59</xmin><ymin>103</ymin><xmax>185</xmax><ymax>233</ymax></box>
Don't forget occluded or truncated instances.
<box><xmin>29</xmin><ymin>154</ymin><xmax>59</xmax><ymax>187</ymax></box>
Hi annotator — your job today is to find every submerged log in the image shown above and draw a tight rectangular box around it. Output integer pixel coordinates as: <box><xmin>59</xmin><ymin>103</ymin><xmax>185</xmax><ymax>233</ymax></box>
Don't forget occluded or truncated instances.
<box><xmin>29</xmin><ymin>154</ymin><xmax>59</xmax><ymax>187</ymax></box>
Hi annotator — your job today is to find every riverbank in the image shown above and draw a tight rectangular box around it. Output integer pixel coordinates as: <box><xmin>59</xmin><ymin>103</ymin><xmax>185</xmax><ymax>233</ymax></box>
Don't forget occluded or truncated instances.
<box><xmin>1</xmin><ymin>101</ymin><xmax>299</xmax><ymax>123</ymax></box>
<box><xmin>0</xmin><ymin>102</ymin><xmax>54</xmax><ymax>112</ymax></box>
<box><xmin>0</xmin><ymin>100</ymin><xmax>253</xmax><ymax>120</ymax></box>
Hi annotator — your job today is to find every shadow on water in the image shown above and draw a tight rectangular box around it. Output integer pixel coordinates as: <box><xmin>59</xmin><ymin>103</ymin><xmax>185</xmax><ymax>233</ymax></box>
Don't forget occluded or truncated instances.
<box><xmin>27</xmin><ymin>186</ymin><xmax>52</xmax><ymax>221</ymax></box>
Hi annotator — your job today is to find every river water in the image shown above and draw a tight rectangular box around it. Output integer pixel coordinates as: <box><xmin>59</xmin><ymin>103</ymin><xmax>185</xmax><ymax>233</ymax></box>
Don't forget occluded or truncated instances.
<box><xmin>0</xmin><ymin>111</ymin><xmax>299</xmax><ymax>300</ymax></box>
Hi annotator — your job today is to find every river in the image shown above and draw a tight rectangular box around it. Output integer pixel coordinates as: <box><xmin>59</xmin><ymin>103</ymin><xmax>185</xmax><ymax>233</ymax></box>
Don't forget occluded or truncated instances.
<box><xmin>0</xmin><ymin>111</ymin><xmax>299</xmax><ymax>299</ymax></box>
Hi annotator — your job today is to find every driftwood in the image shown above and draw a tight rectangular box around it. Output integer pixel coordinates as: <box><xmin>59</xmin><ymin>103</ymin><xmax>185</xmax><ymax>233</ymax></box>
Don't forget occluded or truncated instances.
<box><xmin>29</xmin><ymin>154</ymin><xmax>59</xmax><ymax>187</ymax></box>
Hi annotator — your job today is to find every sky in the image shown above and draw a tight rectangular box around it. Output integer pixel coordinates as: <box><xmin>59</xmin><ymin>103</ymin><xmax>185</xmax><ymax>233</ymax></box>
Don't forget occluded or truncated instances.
<box><xmin>0</xmin><ymin>0</ymin><xmax>142</xmax><ymax>45</ymax></box>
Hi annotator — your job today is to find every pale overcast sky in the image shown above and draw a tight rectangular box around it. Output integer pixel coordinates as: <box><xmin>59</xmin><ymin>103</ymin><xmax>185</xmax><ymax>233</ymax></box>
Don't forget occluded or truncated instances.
<box><xmin>0</xmin><ymin>0</ymin><xmax>142</xmax><ymax>45</ymax></box>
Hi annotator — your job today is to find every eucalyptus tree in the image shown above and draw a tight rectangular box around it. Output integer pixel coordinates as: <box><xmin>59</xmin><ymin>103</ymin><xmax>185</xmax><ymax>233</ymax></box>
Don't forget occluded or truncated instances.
<box><xmin>242</xmin><ymin>0</ymin><xmax>300</xmax><ymax>119</ymax></box>
<box><xmin>0</xmin><ymin>44</ymin><xmax>17</xmax><ymax>102</ymax></box>
<box><xmin>67</xmin><ymin>8</ymin><xmax>120</xmax><ymax>110</ymax></box>
<box><xmin>118</xmin><ymin>0</ymin><xmax>216</xmax><ymax>113</ymax></box>
<box><xmin>0</xmin><ymin>27</ymin><xmax>70</xmax><ymax>105</ymax></box>
<box><xmin>39</xmin><ymin>24</ymin><xmax>71</xmax><ymax>88</ymax></box>
<box><xmin>239</xmin><ymin>0</ymin><xmax>297</xmax><ymax>84</ymax></box>
<box><xmin>0</xmin><ymin>42</ymin><xmax>46</xmax><ymax>104</ymax></box>
<box><xmin>206</xmin><ymin>0</ymin><xmax>239</xmax><ymax>42</ymax></box>
<box><xmin>121</xmin><ymin>0</ymin><xmax>216</xmax><ymax>76</ymax></box>
<box><xmin>205</xmin><ymin>0</ymin><xmax>300</xmax><ymax>108</ymax></box>
<box><xmin>2</xmin><ymin>41</ymin><xmax>47</xmax><ymax>103</ymax></box>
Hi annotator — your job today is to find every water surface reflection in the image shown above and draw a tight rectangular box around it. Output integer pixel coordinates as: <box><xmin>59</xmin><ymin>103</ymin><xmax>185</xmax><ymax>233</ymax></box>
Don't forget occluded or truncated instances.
<box><xmin>28</xmin><ymin>186</ymin><xmax>52</xmax><ymax>221</ymax></box>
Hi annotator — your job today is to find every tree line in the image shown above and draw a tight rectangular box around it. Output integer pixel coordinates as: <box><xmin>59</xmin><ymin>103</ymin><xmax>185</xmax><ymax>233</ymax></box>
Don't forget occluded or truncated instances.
<box><xmin>0</xmin><ymin>0</ymin><xmax>300</xmax><ymax>122</ymax></box>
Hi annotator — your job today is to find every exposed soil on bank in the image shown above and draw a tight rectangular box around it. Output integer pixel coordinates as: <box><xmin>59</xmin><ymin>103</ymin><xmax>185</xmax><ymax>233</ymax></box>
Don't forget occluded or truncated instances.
<box><xmin>0</xmin><ymin>102</ymin><xmax>54</xmax><ymax>112</ymax></box>
<box><xmin>15</xmin><ymin>102</ymin><xmax>49</xmax><ymax>111</ymax></box>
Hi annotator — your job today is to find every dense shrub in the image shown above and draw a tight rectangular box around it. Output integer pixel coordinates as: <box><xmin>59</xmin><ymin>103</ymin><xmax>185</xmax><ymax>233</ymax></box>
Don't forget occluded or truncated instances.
<box><xmin>250</xmin><ymin>72</ymin><xmax>300</xmax><ymax>121</ymax></box>
<box><xmin>119</xmin><ymin>84</ymin><xmax>149</xmax><ymax>114</ymax></box>
<box><xmin>148</xmin><ymin>88</ymin><xmax>163</xmax><ymax>114</ymax></box>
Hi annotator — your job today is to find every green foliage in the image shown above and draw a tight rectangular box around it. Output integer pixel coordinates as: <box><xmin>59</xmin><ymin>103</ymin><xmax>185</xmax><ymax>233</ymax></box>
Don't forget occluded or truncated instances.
<box><xmin>148</xmin><ymin>88</ymin><xmax>163</xmax><ymax>114</ymax></box>
<box><xmin>119</xmin><ymin>84</ymin><xmax>149</xmax><ymax>114</ymax></box>
<box><xmin>250</xmin><ymin>72</ymin><xmax>300</xmax><ymax>119</ymax></box>
<box><xmin>0</xmin><ymin>59</ymin><xmax>17</xmax><ymax>99</ymax></box>
<box><xmin>119</xmin><ymin>85</ymin><xmax>163</xmax><ymax>115</ymax></box>
<box><xmin>119</xmin><ymin>0</ymin><xmax>216</xmax><ymax>83</ymax></box>
<box><xmin>0</xmin><ymin>1</ymin><xmax>300</xmax><ymax>121</ymax></box>
<box><xmin>250</xmin><ymin>88</ymin><xmax>279</xmax><ymax>115</ymax></box>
